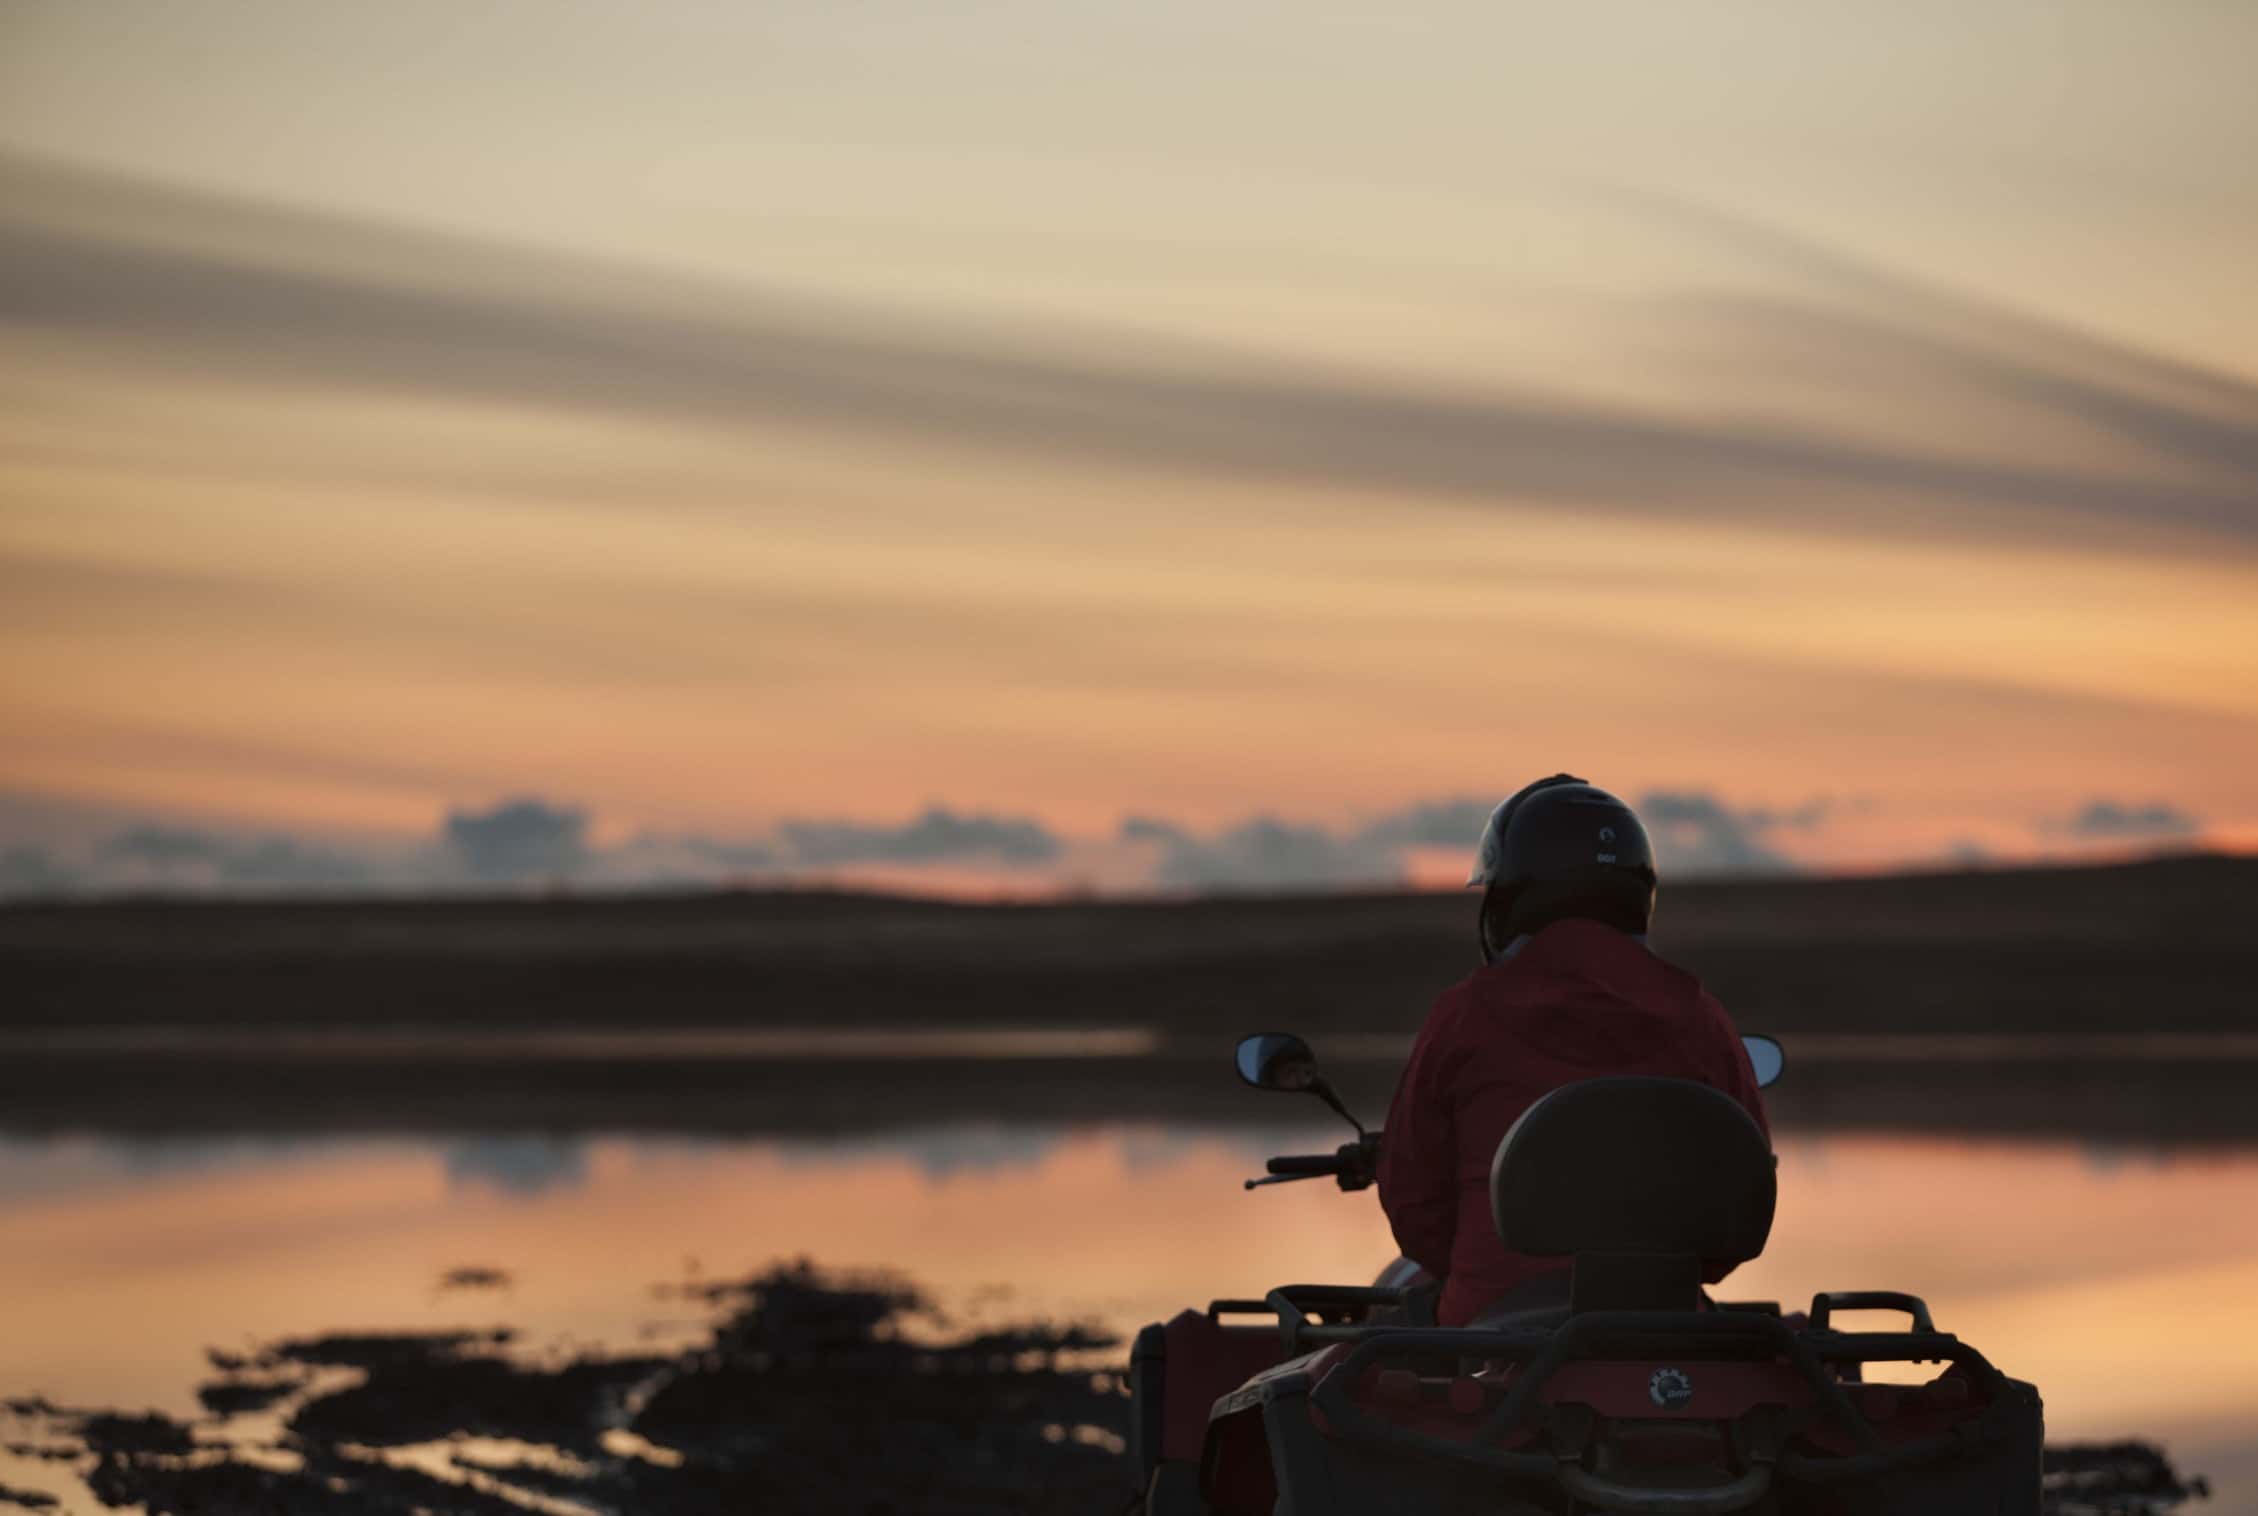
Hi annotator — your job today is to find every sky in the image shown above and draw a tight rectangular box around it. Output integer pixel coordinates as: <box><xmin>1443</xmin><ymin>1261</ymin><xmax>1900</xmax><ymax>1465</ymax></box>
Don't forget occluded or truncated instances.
<box><xmin>2</xmin><ymin>0</ymin><xmax>2255</xmax><ymax>895</ymax></box>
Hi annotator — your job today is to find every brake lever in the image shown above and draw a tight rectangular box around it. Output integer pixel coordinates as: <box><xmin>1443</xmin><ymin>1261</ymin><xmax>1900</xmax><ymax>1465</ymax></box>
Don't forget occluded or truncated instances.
<box><xmin>1243</xmin><ymin>1172</ymin><xmax>1324</xmax><ymax>1190</ymax></box>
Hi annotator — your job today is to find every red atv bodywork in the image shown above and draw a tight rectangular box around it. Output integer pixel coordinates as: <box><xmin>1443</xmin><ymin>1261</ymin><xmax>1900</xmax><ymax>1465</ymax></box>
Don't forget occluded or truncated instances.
<box><xmin>1140</xmin><ymin>1073</ymin><xmax>2044</xmax><ymax>1513</ymax></box>
<box><xmin>1133</xmin><ymin>1289</ymin><xmax>2042</xmax><ymax>1515</ymax></box>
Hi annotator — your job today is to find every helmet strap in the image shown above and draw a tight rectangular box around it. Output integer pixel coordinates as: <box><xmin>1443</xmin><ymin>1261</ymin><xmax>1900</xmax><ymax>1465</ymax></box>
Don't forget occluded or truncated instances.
<box><xmin>1478</xmin><ymin>886</ymin><xmax>1516</xmax><ymax>964</ymax></box>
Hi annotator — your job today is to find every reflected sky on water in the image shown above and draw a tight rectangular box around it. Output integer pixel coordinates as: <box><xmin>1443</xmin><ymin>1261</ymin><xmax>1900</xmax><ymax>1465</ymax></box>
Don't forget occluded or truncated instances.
<box><xmin>3</xmin><ymin>1125</ymin><xmax>2256</xmax><ymax>1507</ymax></box>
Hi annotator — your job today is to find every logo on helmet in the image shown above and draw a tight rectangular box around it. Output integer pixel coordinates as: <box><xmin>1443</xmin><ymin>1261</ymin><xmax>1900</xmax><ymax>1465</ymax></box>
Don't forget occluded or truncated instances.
<box><xmin>1649</xmin><ymin>1367</ymin><xmax>1694</xmax><ymax>1409</ymax></box>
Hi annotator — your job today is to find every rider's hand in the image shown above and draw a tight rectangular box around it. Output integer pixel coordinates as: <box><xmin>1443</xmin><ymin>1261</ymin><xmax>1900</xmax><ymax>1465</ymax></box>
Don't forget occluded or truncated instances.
<box><xmin>1336</xmin><ymin>1132</ymin><xmax>1381</xmax><ymax>1191</ymax></box>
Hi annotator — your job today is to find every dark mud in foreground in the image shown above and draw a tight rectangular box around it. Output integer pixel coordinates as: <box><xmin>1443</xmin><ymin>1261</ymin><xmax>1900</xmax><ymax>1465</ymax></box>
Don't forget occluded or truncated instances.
<box><xmin>0</xmin><ymin>1267</ymin><xmax>2211</xmax><ymax>1516</ymax></box>
<box><xmin>5</xmin><ymin>1264</ymin><xmax>1129</xmax><ymax>1516</ymax></box>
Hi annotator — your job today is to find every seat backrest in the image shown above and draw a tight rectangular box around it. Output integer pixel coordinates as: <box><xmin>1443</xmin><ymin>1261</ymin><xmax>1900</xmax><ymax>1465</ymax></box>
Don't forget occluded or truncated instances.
<box><xmin>1489</xmin><ymin>1077</ymin><xmax>1775</xmax><ymax>1270</ymax></box>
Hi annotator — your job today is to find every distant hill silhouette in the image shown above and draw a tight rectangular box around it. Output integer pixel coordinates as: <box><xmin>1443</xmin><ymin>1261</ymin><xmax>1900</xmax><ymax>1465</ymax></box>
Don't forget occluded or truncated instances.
<box><xmin>2</xmin><ymin>854</ymin><xmax>2251</xmax><ymax>1141</ymax></box>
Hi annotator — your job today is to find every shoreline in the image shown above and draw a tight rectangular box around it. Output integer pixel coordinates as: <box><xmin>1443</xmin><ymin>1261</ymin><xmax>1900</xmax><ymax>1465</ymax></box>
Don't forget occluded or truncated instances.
<box><xmin>5</xmin><ymin>1048</ymin><xmax>2256</xmax><ymax>1146</ymax></box>
<box><xmin>5</xmin><ymin>855</ymin><xmax>2252</xmax><ymax>1144</ymax></box>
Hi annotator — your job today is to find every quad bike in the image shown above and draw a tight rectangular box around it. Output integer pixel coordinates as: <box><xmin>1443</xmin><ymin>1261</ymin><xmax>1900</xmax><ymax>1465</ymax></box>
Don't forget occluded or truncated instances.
<box><xmin>1127</xmin><ymin>1033</ymin><xmax>2044</xmax><ymax>1514</ymax></box>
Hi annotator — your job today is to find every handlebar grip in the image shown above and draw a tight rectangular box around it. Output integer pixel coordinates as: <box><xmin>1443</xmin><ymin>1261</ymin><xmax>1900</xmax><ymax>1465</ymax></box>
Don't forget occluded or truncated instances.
<box><xmin>1266</xmin><ymin>1153</ymin><xmax>1342</xmax><ymax>1175</ymax></box>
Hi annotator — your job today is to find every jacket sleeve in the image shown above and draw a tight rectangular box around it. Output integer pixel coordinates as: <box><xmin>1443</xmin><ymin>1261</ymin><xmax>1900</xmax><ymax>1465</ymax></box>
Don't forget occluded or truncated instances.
<box><xmin>1710</xmin><ymin>993</ymin><xmax>1772</xmax><ymax>1143</ymax></box>
<box><xmin>1378</xmin><ymin>993</ymin><xmax>1462</xmax><ymax>1276</ymax></box>
<box><xmin>1699</xmin><ymin>989</ymin><xmax>1771</xmax><ymax>1284</ymax></box>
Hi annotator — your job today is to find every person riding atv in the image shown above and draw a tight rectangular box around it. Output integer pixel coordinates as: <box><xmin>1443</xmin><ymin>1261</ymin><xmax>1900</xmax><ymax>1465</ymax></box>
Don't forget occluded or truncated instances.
<box><xmin>1127</xmin><ymin>793</ymin><xmax>2053</xmax><ymax>1513</ymax></box>
<box><xmin>1379</xmin><ymin>774</ymin><xmax>1771</xmax><ymax>1326</ymax></box>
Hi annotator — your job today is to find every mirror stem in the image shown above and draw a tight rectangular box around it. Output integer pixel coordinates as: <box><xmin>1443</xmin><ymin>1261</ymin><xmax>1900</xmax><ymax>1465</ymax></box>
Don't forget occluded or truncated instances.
<box><xmin>1308</xmin><ymin>1076</ymin><xmax>1368</xmax><ymax>1139</ymax></box>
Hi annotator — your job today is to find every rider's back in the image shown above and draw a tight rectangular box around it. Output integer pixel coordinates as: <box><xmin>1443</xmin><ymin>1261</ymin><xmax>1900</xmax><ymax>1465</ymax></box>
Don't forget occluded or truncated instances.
<box><xmin>1377</xmin><ymin>917</ymin><xmax>1769</xmax><ymax>1326</ymax></box>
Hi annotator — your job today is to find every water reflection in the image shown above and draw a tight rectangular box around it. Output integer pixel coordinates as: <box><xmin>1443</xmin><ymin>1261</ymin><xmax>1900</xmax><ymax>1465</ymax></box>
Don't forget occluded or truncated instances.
<box><xmin>2</xmin><ymin>1126</ymin><xmax>2254</xmax><ymax>1505</ymax></box>
<box><xmin>2</xmin><ymin>1026</ymin><xmax>1163</xmax><ymax>1060</ymax></box>
<box><xmin>443</xmin><ymin>1137</ymin><xmax>589</xmax><ymax>1197</ymax></box>
<box><xmin>764</xmin><ymin>1125</ymin><xmax>1071</xmax><ymax>1179</ymax></box>
<box><xmin>0</xmin><ymin>1134</ymin><xmax>343</xmax><ymax>1200</ymax></box>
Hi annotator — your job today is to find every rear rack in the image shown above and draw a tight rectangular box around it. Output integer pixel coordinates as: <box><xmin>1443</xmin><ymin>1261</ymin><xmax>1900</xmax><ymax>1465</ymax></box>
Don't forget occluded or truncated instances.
<box><xmin>1212</xmin><ymin>1296</ymin><xmax>2026</xmax><ymax>1499</ymax></box>
<box><xmin>1206</xmin><ymin>1284</ymin><xmax>1411</xmax><ymax>1353</ymax></box>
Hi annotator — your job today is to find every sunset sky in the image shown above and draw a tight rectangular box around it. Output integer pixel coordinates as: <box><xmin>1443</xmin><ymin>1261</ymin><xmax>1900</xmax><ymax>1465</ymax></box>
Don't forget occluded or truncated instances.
<box><xmin>3</xmin><ymin>0</ymin><xmax>2255</xmax><ymax>893</ymax></box>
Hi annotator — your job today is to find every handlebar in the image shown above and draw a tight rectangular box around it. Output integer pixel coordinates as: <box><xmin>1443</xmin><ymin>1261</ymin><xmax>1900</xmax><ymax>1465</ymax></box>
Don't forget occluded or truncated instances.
<box><xmin>1266</xmin><ymin>1154</ymin><xmax>1344</xmax><ymax>1176</ymax></box>
<box><xmin>1245</xmin><ymin>1135</ymin><xmax>1380</xmax><ymax>1192</ymax></box>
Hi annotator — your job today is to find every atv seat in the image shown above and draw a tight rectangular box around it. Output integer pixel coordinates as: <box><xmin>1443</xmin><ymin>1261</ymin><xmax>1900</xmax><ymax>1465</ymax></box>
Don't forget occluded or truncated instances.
<box><xmin>1465</xmin><ymin>1268</ymin><xmax>1572</xmax><ymax>1332</ymax></box>
<box><xmin>1489</xmin><ymin>1077</ymin><xmax>1775</xmax><ymax>1314</ymax></box>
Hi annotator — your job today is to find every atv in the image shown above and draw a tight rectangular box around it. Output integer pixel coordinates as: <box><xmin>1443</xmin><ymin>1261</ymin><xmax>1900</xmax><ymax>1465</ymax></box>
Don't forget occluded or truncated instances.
<box><xmin>1127</xmin><ymin>1032</ymin><xmax>2044</xmax><ymax>1514</ymax></box>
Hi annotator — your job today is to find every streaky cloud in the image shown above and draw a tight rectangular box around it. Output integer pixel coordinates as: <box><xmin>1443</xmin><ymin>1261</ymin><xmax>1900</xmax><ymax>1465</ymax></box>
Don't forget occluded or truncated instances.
<box><xmin>4</xmin><ymin>153</ymin><xmax>2252</xmax><ymax>551</ymax></box>
<box><xmin>1660</xmin><ymin>293</ymin><xmax>2258</xmax><ymax>489</ymax></box>
<box><xmin>1614</xmin><ymin>187</ymin><xmax>2258</xmax><ymax>419</ymax></box>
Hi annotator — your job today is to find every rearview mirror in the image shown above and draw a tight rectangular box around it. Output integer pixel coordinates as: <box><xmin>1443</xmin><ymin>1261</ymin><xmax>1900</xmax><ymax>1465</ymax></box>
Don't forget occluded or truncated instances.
<box><xmin>1234</xmin><ymin>1032</ymin><xmax>1318</xmax><ymax>1092</ymax></box>
<box><xmin>1742</xmin><ymin>1034</ymin><xmax>1786</xmax><ymax>1089</ymax></box>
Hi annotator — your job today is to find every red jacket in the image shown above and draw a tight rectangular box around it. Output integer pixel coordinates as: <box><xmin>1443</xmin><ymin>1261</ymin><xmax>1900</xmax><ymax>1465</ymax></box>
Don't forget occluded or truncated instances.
<box><xmin>1379</xmin><ymin>918</ymin><xmax>1770</xmax><ymax>1326</ymax></box>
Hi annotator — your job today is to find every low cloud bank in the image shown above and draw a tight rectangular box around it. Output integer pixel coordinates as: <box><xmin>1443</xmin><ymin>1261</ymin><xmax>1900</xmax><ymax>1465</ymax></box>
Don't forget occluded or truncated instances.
<box><xmin>0</xmin><ymin>789</ymin><xmax>1854</xmax><ymax>900</ymax></box>
<box><xmin>779</xmin><ymin>808</ymin><xmax>1060</xmax><ymax>868</ymax></box>
<box><xmin>91</xmin><ymin>826</ymin><xmax>372</xmax><ymax>891</ymax></box>
<box><xmin>444</xmin><ymin>799</ymin><xmax>591</xmax><ymax>879</ymax></box>
<box><xmin>0</xmin><ymin>797</ymin><xmax>1082</xmax><ymax>898</ymax></box>
<box><xmin>1640</xmin><ymin>792</ymin><xmax>1799</xmax><ymax>877</ymax></box>
<box><xmin>1127</xmin><ymin>814</ymin><xmax>1400</xmax><ymax>893</ymax></box>
<box><xmin>0</xmin><ymin>789</ymin><xmax>2215</xmax><ymax>901</ymax></box>
<box><xmin>1124</xmin><ymin>793</ymin><xmax>1809</xmax><ymax>892</ymax></box>
<box><xmin>2040</xmin><ymin>799</ymin><xmax>2202</xmax><ymax>843</ymax></box>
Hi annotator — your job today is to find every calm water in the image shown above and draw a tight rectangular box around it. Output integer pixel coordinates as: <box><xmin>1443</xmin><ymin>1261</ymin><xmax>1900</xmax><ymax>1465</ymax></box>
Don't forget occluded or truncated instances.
<box><xmin>4</xmin><ymin>1123</ymin><xmax>2257</xmax><ymax>1510</ymax></box>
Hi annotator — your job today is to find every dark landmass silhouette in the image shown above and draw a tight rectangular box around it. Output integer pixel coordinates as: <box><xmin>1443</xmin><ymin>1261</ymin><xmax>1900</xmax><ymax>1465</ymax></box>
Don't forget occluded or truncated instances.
<box><xmin>4</xmin><ymin>1263</ymin><xmax>1128</xmax><ymax>1516</ymax></box>
<box><xmin>0</xmin><ymin>1263</ymin><xmax>2208</xmax><ymax>1516</ymax></box>
<box><xmin>1</xmin><ymin>854</ymin><xmax>2252</xmax><ymax>1143</ymax></box>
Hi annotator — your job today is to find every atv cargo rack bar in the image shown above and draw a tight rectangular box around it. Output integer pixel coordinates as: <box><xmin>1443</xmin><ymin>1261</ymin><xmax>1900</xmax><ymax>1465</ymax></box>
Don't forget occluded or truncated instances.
<box><xmin>1219</xmin><ymin>1289</ymin><xmax>2027</xmax><ymax>1497</ymax></box>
